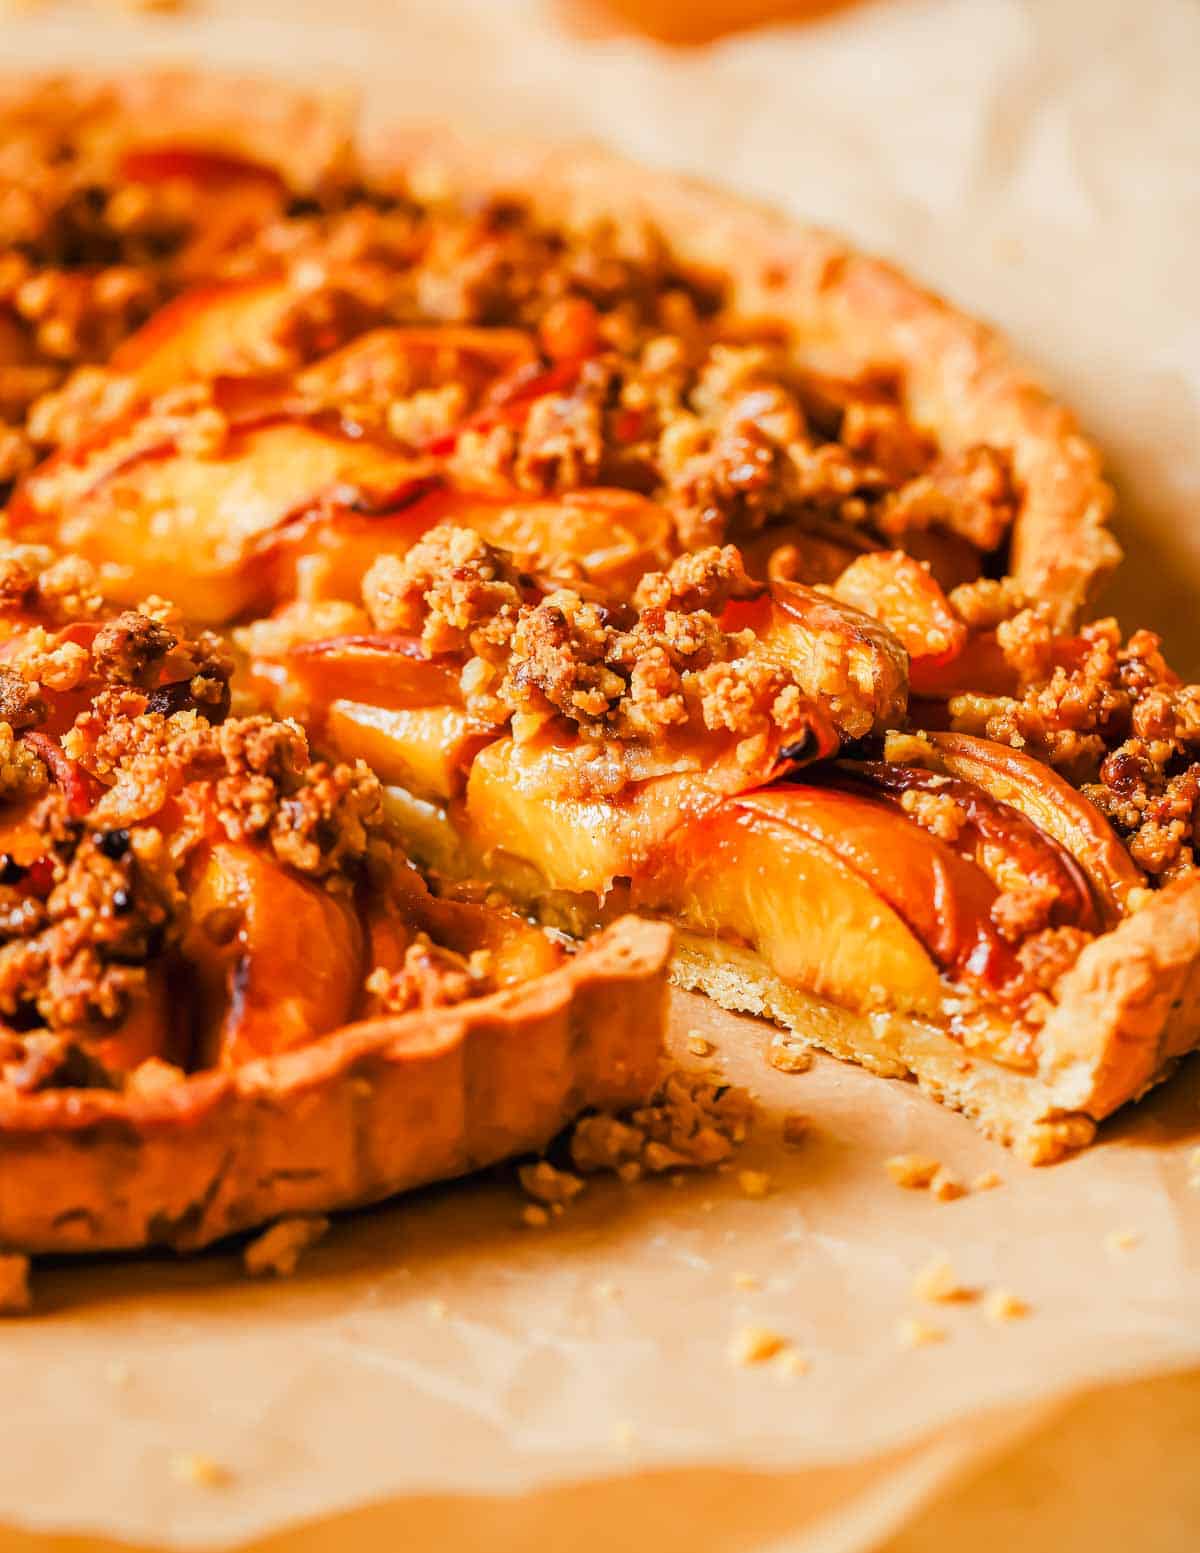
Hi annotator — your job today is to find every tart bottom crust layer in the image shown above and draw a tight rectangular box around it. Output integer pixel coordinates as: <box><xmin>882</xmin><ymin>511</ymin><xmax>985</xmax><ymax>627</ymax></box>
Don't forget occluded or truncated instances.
<box><xmin>0</xmin><ymin>917</ymin><xmax>669</xmax><ymax>1254</ymax></box>
<box><xmin>670</xmin><ymin>902</ymin><xmax>1200</xmax><ymax>1163</ymax></box>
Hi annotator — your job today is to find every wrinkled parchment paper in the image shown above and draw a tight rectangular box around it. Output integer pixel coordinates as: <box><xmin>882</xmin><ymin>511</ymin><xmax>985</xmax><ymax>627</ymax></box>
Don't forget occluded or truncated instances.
<box><xmin>5</xmin><ymin>0</ymin><xmax>1200</xmax><ymax>1547</ymax></box>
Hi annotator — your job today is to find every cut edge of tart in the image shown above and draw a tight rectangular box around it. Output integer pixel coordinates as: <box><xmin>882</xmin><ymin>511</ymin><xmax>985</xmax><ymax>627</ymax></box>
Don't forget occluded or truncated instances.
<box><xmin>243</xmin><ymin>528</ymin><xmax>1200</xmax><ymax>1165</ymax></box>
<box><xmin>370</xmin><ymin>124</ymin><xmax>1120</xmax><ymax>623</ymax></box>
<box><xmin>0</xmin><ymin>911</ymin><xmax>669</xmax><ymax>1255</ymax></box>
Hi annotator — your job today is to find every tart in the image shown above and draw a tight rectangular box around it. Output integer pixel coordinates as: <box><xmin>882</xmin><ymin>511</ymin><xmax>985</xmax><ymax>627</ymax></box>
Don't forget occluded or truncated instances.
<box><xmin>2</xmin><ymin>71</ymin><xmax>1194</xmax><ymax>1171</ymax></box>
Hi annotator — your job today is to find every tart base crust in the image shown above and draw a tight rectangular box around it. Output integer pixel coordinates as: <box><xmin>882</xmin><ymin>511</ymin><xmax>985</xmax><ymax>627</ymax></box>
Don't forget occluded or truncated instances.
<box><xmin>670</xmin><ymin>876</ymin><xmax>1200</xmax><ymax>1164</ymax></box>
<box><xmin>0</xmin><ymin>917</ymin><xmax>670</xmax><ymax>1255</ymax></box>
<box><xmin>670</xmin><ymin>932</ymin><xmax>1098</xmax><ymax>1164</ymax></box>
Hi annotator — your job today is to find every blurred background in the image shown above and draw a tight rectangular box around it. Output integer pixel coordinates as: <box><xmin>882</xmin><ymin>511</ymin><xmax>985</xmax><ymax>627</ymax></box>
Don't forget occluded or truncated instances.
<box><xmin>6</xmin><ymin>0</ymin><xmax>1198</xmax><ymax>668</ymax></box>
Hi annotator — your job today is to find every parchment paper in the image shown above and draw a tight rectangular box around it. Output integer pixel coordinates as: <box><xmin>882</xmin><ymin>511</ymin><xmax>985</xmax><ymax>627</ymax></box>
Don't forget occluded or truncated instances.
<box><xmin>3</xmin><ymin>0</ymin><xmax>1200</xmax><ymax>1548</ymax></box>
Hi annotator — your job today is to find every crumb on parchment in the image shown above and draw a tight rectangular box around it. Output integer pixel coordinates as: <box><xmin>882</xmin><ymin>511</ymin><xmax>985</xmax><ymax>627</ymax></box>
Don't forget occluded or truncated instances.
<box><xmin>884</xmin><ymin>1154</ymin><xmax>941</xmax><ymax>1189</ymax></box>
<box><xmin>767</xmin><ymin>1033</ymin><xmax>813</xmax><ymax>1073</ymax></box>
<box><xmin>911</xmin><ymin>1256</ymin><xmax>972</xmax><ymax>1304</ymax></box>
<box><xmin>896</xmin><ymin>1316</ymin><xmax>945</xmax><ymax>1349</ymax></box>
<box><xmin>929</xmin><ymin>1167</ymin><xmax>966</xmax><ymax>1202</ymax></box>
<box><xmin>170</xmin><ymin>1453</ymin><xmax>230</xmax><ymax>1489</ymax></box>
<box><xmin>728</xmin><ymin>1325</ymin><xmax>788</xmax><ymax>1366</ymax></box>
<box><xmin>983</xmin><ymin>1288</ymin><xmax>1030</xmax><ymax>1324</ymax></box>
<box><xmin>243</xmin><ymin>1215</ymin><xmax>329</xmax><ymax>1278</ymax></box>
<box><xmin>0</xmin><ymin>1253</ymin><xmax>31</xmax><ymax>1315</ymax></box>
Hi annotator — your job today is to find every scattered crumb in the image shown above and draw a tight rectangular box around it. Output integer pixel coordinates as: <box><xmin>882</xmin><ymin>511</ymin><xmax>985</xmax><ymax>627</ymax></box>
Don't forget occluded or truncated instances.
<box><xmin>775</xmin><ymin>1349</ymin><xmax>810</xmax><ymax>1378</ymax></box>
<box><xmin>685</xmin><ymin>1030</ymin><xmax>714</xmax><ymax>1057</ymax></box>
<box><xmin>1189</xmin><ymin>1147</ymin><xmax>1200</xmax><ymax>1171</ymax></box>
<box><xmin>612</xmin><ymin>1420</ymin><xmax>636</xmax><ymax>1450</ymax></box>
<box><xmin>884</xmin><ymin>1154</ymin><xmax>940</xmax><ymax>1189</ymax></box>
<box><xmin>594</xmin><ymin>1280</ymin><xmax>621</xmax><ymax>1301</ymax></box>
<box><xmin>243</xmin><ymin>1216</ymin><xmax>328</xmax><ymax>1279</ymax></box>
<box><xmin>911</xmin><ymin>1256</ymin><xmax>972</xmax><ymax>1304</ymax></box>
<box><xmin>521</xmin><ymin>1204</ymin><xmax>550</xmax><ymax>1229</ymax></box>
<box><xmin>569</xmin><ymin>1071</ymin><xmax>754</xmax><ymax>1182</ymax></box>
<box><xmin>972</xmin><ymin>1170</ymin><xmax>1003</xmax><ymax>1192</ymax></box>
<box><xmin>983</xmin><ymin>1288</ymin><xmax>1030</xmax><ymax>1324</ymax></box>
<box><xmin>518</xmin><ymin>1160</ymin><xmax>586</xmax><ymax>1206</ymax></box>
<box><xmin>427</xmin><ymin>1298</ymin><xmax>448</xmax><ymax>1321</ymax></box>
<box><xmin>729</xmin><ymin>1325</ymin><xmax>788</xmax><ymax>1365</ymax></box>
<box><xmin>0</xmin><ymin>1254</ymin><xmax>31</xmax><ymax>1316</ymax></box>
<box><xmin>104</xmin><ymin>1360</ymin><xmax>132</xmax><ymax>1388</ymax></box>
<box><xmin>896</xmin><ymin>1316</ymin><xmax>945</xmax><ymax>1349</ymax></box>
<box><xmin>170</xmin><ymin>1453</ymin><xmax>229</xmax><ymax>1489</ymax></box>
<box><xmin>737</xmin><ymin>1169</ymin><xmax>772</xmax><ymax>1199</ymax></box>
<box><xmin>1105</xmin><ymin>1228</ymin><xmax>1140</xmax><ymax>1254</ymax></box>
<box><xmin>767</xmin><ymin>1033</ymin><xmax>813</xmax><ymax>1073</ymax></box>
<box><xmin>781</xmin><ymin>1113</ymin><xmax>808</xmax><ymax>1147</ymax></box>
<box><xmin>930</xmin><ymin>1167</ymin><xmax>966</xmax><ymax>1202</ymax></box>
<box><xmin>732</xmin><ymin>1271</ymin><xmax>760</xmax><ymax>1290</ymax></box>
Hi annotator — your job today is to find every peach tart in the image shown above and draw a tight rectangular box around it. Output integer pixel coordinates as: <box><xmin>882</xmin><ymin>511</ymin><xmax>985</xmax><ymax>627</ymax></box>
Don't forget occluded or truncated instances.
<box><xmin>0</xmin><ymin>68</ymin><xmax>1192</xmax><ymax>1239</ymax></box>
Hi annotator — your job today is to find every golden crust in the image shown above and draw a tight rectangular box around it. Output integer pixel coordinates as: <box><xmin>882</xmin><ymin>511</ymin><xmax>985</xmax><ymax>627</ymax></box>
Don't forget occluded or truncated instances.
<box><xmin>0</xmin><ymin>69</ymin><xmax>356</xmax><ymax>193</ymax></box>
<box><xmin>369</xmin><ymin>127</ymin><xmax>1118</xmax><ymax>623</ymax></box>
<box><xmin>0</xmin><ymin>916</ymin><xmax>670</xmax><ymax>1254</ymax></box>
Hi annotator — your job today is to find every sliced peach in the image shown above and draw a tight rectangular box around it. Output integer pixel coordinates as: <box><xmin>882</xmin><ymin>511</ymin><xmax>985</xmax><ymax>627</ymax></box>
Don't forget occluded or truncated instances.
<box><xmin>632</xmin><ymin>800</ymin><xmax>943</xmax><ymax>1017</ymax></box>
<box><xmin>828</xmin><ymin>761</ymin><xmax>1100</xmax><ymax>933</ymax></box>
<box><xmin>922</xmin><ymin>731</ymin><xmax>1145</xmax><ymax>924</ymax></box>
<box><xmin>294</xmin><ymin>325</ymin><xmax>537</xmax><ymax>406</ymax></box>
<box><xmin>732</xmin><ymin>785</ymin><xmax>1022</xmax><ymax>992</ymax></box>
<box><xmin>832</xmin><ymin>551</ymin><xmax>967</xmax><ymax>696</ymax></box>
<box><xmin>119</xmin><ymin>145</ymin><xmax>286</xmax><ymax>192</ymax></box>
<box><xmin>283</xmin><ymin>634</ymin><xmax>464</xmax><ymax>713</ymax></box>
<box><xmin>181</xmin><ymin>842</ymin><xmax>364</xmax><ymax>1068</ymax></box>
<box><xmin>110</xmin><ymin>274</ymin><xmax>299</xmax><ymax>399</ymax></box>
<box><xmin>75</xmin><ymin>965</ymin><xmax>179</xmax><ymax>1078</ymax></box>
<box><xmin>468</xmin><ymin>489</ymin><xmax>676</xmax><ymax>597</ymax></box>
<box><xmin>267</xmin><ymin>485</ymin><xmax>673</xmax><ymax>606</ymax></box>
<box><xmin>326</xmin><ymin>702</ymin><xmax>495</xmax><ymax>802</ymax></box>
<box><xmin>25</xmin><ymin>417</ymin><xmax>430</xmax><ymax>621</ymax></box>
<box><xmin>462</xmin><ymin>708</ymin><xmax>831</xmax><ymax>898</ymax></box>
<box><xmin>726</xmin><ymin>579</ymin><xmax>909</xmax><ymax>739</ymax></box>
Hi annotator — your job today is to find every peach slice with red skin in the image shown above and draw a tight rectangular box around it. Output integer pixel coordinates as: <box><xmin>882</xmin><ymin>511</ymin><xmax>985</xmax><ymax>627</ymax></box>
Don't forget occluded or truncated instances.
<box><xmin>725</xmin><ymin>578</ymin><xmax>909</xmax><ymax>739</ymax></box>
<box><xmin>182</xmin><ymin>842</ymin><xmax>365</xmax><ymax>1069</ymax></box>
<box><xmin>827</xmin><ymin>761</ymin><xmax>1101</xmax><ymax>934</ymax></box>
<box><xmin>631</xmin><ymin>799</ymin><xmax>945</xmax><ymax>1019</ymax></box>
<box><xmin>729</xmin><ymin>785</ymin><xmax>1024</xmax><ymax>993</ymax></box>
<box><xmin>462</xmin><ymin>697</ymin><xmax>837</xmax><ymax>898</ymax></box>
<box><xmin>109</xmin><ymin>274</ymin><xmax>302</xmax><ymax>400</ymax></box>
<box><xmin>921</xmin><ymin>731</ymin><xmax>1145</xmax><ymax>924</ymax></box>
<box><xmin>11</xmin><ymin>413</ymin><xmax>434</xmax><ymax>620</ymax></box>
<box><xmin>832</xmin><ymin>551</ymin><xmax>968</xmax><ymax>697</ymax></box>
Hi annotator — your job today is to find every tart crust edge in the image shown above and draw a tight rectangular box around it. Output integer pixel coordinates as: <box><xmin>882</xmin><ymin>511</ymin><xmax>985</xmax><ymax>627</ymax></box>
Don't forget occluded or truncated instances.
<box><xmin>369</xmin><ymin>123</ymin><xmax>1119</xmax><ymax>621</ymax></box>
<box><xmin>0</xmin><ymin>916</ymin><xmax>671</xmax><ymax>1255</ymax></box>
